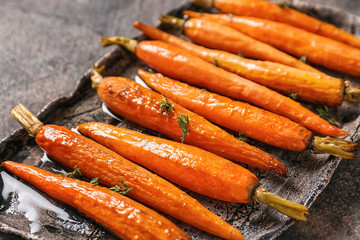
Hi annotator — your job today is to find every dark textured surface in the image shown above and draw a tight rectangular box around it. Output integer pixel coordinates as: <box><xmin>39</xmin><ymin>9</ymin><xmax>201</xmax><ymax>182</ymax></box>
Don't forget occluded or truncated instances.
<box><xmin>0</xmin><ymin>0</ymin><xmax>359</xmax><ymax>239</ymax></box>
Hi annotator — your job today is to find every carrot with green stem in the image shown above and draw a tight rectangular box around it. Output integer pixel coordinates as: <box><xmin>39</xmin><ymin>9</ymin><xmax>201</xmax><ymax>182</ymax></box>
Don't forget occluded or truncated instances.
<box><xmin>137</xmin><ymin>69</ymin><xmax>356</xmax><ymax>158</ymax></box>
<box><xmin>191</xmin><ymin>0</ymin><xmax>360</xmax><ymax>49</ymax></box>
<box><xmin>99</xmin><ymin>37</ymin><xmax>348</xmax><ymax>137</ymax></box>
<box><xmin>183</xmin><ymin>11</ymin><xmax>360</xmax><ymax>76</ymax></box>
<box><xmin>90</xmin><ymin>67</ymin><xmax>288</xmax><ymax>177</ymax></box>
<box><xmin>133</xmin><ymin>21</ymin><xmax>360</xmax><ymax>106</ymax></box>
<box><xmin>152</xmin><ymin>14</ymin><xmax>318</xmax><ymax>72</ymax></box>
<box><xmin>2</xmin><ymin>161</ymin><xmax>189</xmax><ymax>240</ymax></box>
<box><xmin>10</xmin><ymin>104</ymin><xmax>242</xmax><ymax>240</ymax></box>
<box><xmin>77</xmin><ymin>122</ymin><xmax>309</xmax><ymax>221</ymax></box>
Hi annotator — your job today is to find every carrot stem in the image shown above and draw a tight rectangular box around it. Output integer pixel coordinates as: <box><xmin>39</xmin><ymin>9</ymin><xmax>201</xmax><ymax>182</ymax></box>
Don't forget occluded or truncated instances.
<box><xmin>10</xmin><ymin>104</ymin><xmax>43</xmax><ymax>137</ymax></box>
<box><xmin>99</xmin><ymin>36</ymin><xmax>138</xmax><ymax>53</ymax></box>
<box><xmin>253</xmin><ymin>187</ymin><xmax>309</xmax><ymax>221</ymax></box>
<box><xmin>344</xmin><ymin>82</ymin><xmax>360</xmax><ymax>103</ymax></box>
<box><xmin>91</xmin><ymin>64</ymin><xmax>105</xmax><ymax>89</ymax></box>
<box><xmin>310</xmin><ymin>136</ymin><xmax>357</xmax><ymax>159</ymax></box>
<box><xmin>159</xmin><ymin>15</ymin><xmax>185</xmax><ymax>30</ymax></box>
<box><xmin>191</xmin><ymin>0</ymin><xmax>213</xmax><ymax>8</ymax></box>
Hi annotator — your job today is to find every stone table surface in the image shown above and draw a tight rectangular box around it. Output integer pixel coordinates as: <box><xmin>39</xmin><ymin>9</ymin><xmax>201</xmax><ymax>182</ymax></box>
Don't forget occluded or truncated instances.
<box><xmin>0</xmin><ymin>0</ymin><xmax>359</xmax><ymax>239</ymax></box>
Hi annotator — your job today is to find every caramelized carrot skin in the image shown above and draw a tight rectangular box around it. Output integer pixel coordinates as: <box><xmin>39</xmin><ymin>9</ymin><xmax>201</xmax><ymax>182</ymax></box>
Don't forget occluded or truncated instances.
<box><xmin>213</xmin><ymin>0</ymin><xmax>360</xmax><ymax>49</ymax></box>
<box><xmin>134</xmin><ymin>21</ymin><xmax>344</xmax><ymax>106</ymax></box>
<box><xmin>188</xmin><ymin>12</ymin><xmax>360</xmax><ymax>76</ymax></box>
<box><xmin>182</xmin><ymin>17</ymin><xmax>317</xmax><ymax>72</ymax></box>
<box><xmin>35</xmin><ymin>125</ymin><xmax>237</xmax><ymax>239</ymax></box>
<box><xmin>97</xmin><ymin>76</ymin><xmax>287</xmax><ymax>177</ymax></box>
<box><xmin>78</xmin><ymin>122</ymin><xmax>259</xmax><ymax>203</ymax></box>
<box><xmin>135</xmin><ymin>40</ymin><xmax>347</xmax><ymax>137</ymax></box>
<box><xmin>2</xmin><ymin>161</ymin><xmax>189</xmax><ymax>240</ymax></box>
<box><xmin>138</xmin><ymin>69</ymin><xmax>312</xmax><ymax>151</ymax></box>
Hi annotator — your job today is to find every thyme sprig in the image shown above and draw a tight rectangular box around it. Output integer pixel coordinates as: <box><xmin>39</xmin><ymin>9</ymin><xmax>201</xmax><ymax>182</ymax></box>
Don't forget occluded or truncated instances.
<box><xmin>237</xmin><ymin>132</ymin><xmax>248</xmax><ymax>142</ymax></box>
<box><xmin>160</xmin><ymin>99</ymin><xmax>175</xmax><ymax>115</ymax></box>
<box><xmin>213</xmin><ymin>59</ymin><xmax>220</xmax><ymax>67</ymax></box>
<box><xmin>277</xmin><ymin>1</ymin><xmax>288</xmax><ymax>8</ymax></box>
<box><xmin>90</xmin><ymin>177</ymin><xmax>99</xmax><ymax>186</ymax></box>
<box><xmin>237</xmin><ymin>52</ymin><xmax>244</xmax><ymax>57</ymax></box>
<box><xmin>299</xmin><ymin>56</ymin><xmax>307</xmax><ymax>63</ymax></box>
<box><xmin>61</xmin><ymin>168</ymin><xmax>82</xmax><ymax>178</ymax></box>
<box><xmin>289</xmin><ymin>92</ymin><xmax>298</xmax><ymax>100</ymax></box>
<box><xmin>109</xmin><ymin>180</ymin><xmax>132</xmax><ymax>196</ymax></box>
<box><xmin>177</xmin><ymin>114</ymin><xmax>190</xmax><ymax>143</ymax></box>
<box><xmin>317</xmin><ymin>105</ymin><xmax>340</xmax><ymax>126</ymax></box>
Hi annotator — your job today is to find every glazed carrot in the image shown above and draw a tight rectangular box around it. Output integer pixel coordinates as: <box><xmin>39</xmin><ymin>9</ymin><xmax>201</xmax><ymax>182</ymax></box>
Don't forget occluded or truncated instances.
<box><xmin>191</xmin><ymin>0</ymin><xmax>360</xmax><ymax>49</ymax></box>
<box><xmin>99</xmin><ymin>38</ymin><xmax>348</xmax><ymax>137</ymax></box>
<box><xmin>2</xmin><ymin>161</ymin><xmax>189</xmax><ymax>240</ymax></box>
<box><xmin>184</xmin><ymin>11</ymin><xmax>360</xmax><ymax>76</ymax></box>
<box><xmin>134</xmin><ymin>21</ymin><xmax>360</xmax><ymax>106</ymax></box>
<box><xmin>77</xmin><ymin>122</ymin><xmax>309</xmax><ymax>221</ymax></box>
<box><xmin>10</xmin><ymin>104</ymin><xmax>242</xmax><ymax>240</ymax></box>
<box><xmin>157</xmin><ymin>14</ymin><xmax>317</xmax><ymax>72</ymax></box>
<box><xmin>138</xmin><ymin>69</ymin><xmax>357</xmax><ymax>158</ymax></box>
<box><xmin>90</xmin><ymin>69</ymin><xmax>288</xmax><ymax>177</ymax></box>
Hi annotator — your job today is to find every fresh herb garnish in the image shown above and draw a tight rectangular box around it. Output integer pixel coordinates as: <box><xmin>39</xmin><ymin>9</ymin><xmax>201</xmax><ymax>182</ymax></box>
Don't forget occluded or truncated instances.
<box><xmin>61</xmin><ymin>168</ymin><xmax>82</xmax><ymax>178</ymax></box>
<box><xmin>109</xmin><ymin>180</ymin><xmax>132</xmax><ymax>195</ymax></box>
<box><xmin>277</xmin><ymin>1</ymin><xmax>288</xmax><ymax>8</ymax></box>
<box><xmin>213</xmin><ymin>59</ymin><xmax>220</xmax><ymax>67</ymax></box>
<box><xmin>90</xmin><ymin>177</ymin><xmax>99</xmax><ymax>186</ymax></box>
<box><xmin>200</xmin><ymin>88</ymin><xmax>207</xmax><ymax>92</ymax></box>
<box><xmin>289</xmin><ymin>92</ymin><xmax>298</xmax><ymax>100</ymax></box>
<box><xmin>177</xmin><ymin>114</ymin><xmax>190</xmax><ymax>143</ymax></box>
<box><xmin>317</xmin><ymin>105</ymin><xmax>340</xmax><ymax>126</ymax></box>
<box><xmin>299</xmin><ymin>56</ymin><xmax>307</xmax><ymax>63</ymax></box>
<box><xmin>237</xmin><ymin>52</ymin><xmax>244</xmax><ymax>58</ymax></box>
<box><xmin>0</xmin><ymin>204</ymin><xmax>7</xmax><ymax>211</ymax></box>
<box><xmin>237</xmin><ymin>132</ymin><xmax>248</xmax><ymax>142</ymax></box>
<box><xmin>160</xmin><ymin>99</ymin><xmax>175</xmax><ymax>115</ymax></box>
<box><xmin>181</xmin><ymin>192</ymin><xmax>187</xmax><ymax>195</ymax></box>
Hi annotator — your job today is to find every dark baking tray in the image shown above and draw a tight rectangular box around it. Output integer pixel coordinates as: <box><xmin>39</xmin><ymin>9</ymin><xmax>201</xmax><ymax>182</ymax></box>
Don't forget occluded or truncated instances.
<box><xmin>0</xmin><ymin>0</ymin><xmax>359</xmax><ymax>239</ymax></box>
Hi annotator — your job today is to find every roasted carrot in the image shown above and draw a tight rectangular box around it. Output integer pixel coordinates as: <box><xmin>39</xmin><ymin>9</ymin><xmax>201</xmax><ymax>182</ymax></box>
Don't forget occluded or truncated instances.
<box><xmin>157</xmin><ymin>14</ymin><xmax>318</xmax><ymax>72</ymax></box>
<box><xmin>191</xmin><ymin>0</ymin><xmax>360</xmax><ymax>49</ymax></box>
<box><xmin>99</xmin><ymin>38</ymin><xmax>348</xmax><ymax>137</ymax></box>
<box><xmin>77</xmin><ymin>122</ymin><xmax>309</xmax><ymax>221</ymax></box>
<box><xmin>138</xmin><ymin>69</ymin><xmax>357</xmax><ymax>158</ymax></box>
<box><xmin>90</xmin><ymin>68</ymin><xmax>287</xmax><ymax>177</ymax></box>
<box><xmin>134</xmin><ymin>21</ymin><xmax>360</xmax><ymax>106</ymax></box>
<box><xmin>10</xmin><ymin>104</ymin><xmax>243</xmax><ymax>240</ymax></box>
<box><xmin>2</xmin><ymin>161</ymin><xmax>189</xmax><ymax>240</ymax></box>
<box><xmin>184</xmin><ymin>11</ymin><xmax>360</xmax><ymax>76</ymax></box>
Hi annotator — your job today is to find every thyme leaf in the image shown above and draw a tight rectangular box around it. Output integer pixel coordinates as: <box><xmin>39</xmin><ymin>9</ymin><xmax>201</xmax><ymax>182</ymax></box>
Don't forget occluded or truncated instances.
<box><xmin>61</xmin><ymin>168</ymin><xmax>82</xmax><ymax>178</ymax></box>
<box><xmin>277</xmin><ymin>1</ymin><xmax>288</xmax><ymax>8</ymax></box>
<box><xmin>160</xmin><ymin>99</ymin><xmax>175</xmax><ymax>115</ymax></box>
<box><xmin>237</xmin><ymin>52</ymin><xmax>244</xmax><ymax>57</ymax></box>
<box><xmin>237</xmin><ymin>132</ymin><xmax>248</xmax><ymax>142</ymax></box>
<box><xmin>299</xmin><ymin>56</ymin><xmax>307</xmax><ymax>63</ymax></box>
<box><xmin>109</xmin><ymin>180</ymin><xmax>132</xmax><ymax>195</ymax></box>
<box><xmin>90</xmin><ymin>177</ymin><xmax>99</xmax><ymax>186</ymax></box>
<box><xmin>200</xmin><ymin>88</ymin><xmax>207</xmax><ymax>92</ymax></box>
<box><xmin>177</xmin><ymin>114</ymin><xmax>190</xmax><ymax>143</ymax></box>
<box><xmin>0</xmin><ymin>204</ymin><xmax>7</xmax><ymax>211</ymax></box>
<box><xmin>289</xmin><ymin>92</ymin><xmax>298</xmax><ymax>100</ymax></box>
<box><xmin>213</xmin><ymin>59</ymin><xmax>220</xmax><ymax>67</ymax></box>
<box><xmin>317</xmin><ymin>105</ymin><xmax>340</xmax><ymax>126</ymax></box>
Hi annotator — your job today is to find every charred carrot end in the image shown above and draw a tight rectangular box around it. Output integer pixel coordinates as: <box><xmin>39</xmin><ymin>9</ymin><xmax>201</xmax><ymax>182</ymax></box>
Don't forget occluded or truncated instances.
<box><xmin>311</xmin><ymin>136</ymin><xmax>357</xmax><ymax>159</ymax></box>
<box><xmin>253</xmin><ymin>187</ymin><xmax>309</xmax><ymax>221</ymax></box>
<box><xmin>159</xmin><ymin>15</ymin><xmax>185</xmax><ymax>30</ymax></box>
<box><xmin>99</xmin><ymin>36</ymin><xmax>138</xmax><ymax>53</ymax></box>
<box><xmin>10</xmin><ymin>104</ymin><xmax>43</xmax><ymax>137</ymax></box>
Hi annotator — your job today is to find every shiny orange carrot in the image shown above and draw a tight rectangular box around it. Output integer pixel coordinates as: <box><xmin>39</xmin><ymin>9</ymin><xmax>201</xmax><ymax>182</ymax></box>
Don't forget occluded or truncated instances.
<box><xmin>77</xmin><ymin>122</ymin><xmax>309</xmax><ymax>221</ymax></box>
<box><xmin>157</xmin><ymin>14</ymin><xmax>317</xmax><ymax>72</ymax></box>
<box><xmin>138</xmin><ymin>69</ymin><xmax>356</xmax><ymax>158</ymax></box>
<box><xmin>10</xmin><ymin>104</ymin><xmax>243</xmax><ymax>240</ymax></box>
<box><xmin>99</xmin><ymin>38</ymin><xmax>348</xmax><ymax>137</ymax></box>
<box><xmin>184</xmin><ymin>11</ymin><xmax>360</xmax><ymax>76</ymax></box>
<box><xmin>2</xmin><ymin>161</ymin><xmax>189</xmax><ymax>240</ymax></box>
<box><xmin>90</xmin><ymin>68</ymin><xmax>287</xmax><ymax>177</ymax></box>
<box><xmin>133</xmin><ymin>21</ymin><xmax>360</xmax><ymax>106</ymax></box>
<box><xmin>191</xmin><ymin>0</ymin><xmax>360</xmax><ymax>49</ymax></box>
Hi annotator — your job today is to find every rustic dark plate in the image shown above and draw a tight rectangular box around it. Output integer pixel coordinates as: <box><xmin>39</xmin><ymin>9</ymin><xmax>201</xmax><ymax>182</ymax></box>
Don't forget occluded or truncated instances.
<box><xmin>0</xmin><ymin>0</ymin><xmax>359</xmax><ymax>239</ymax></box>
